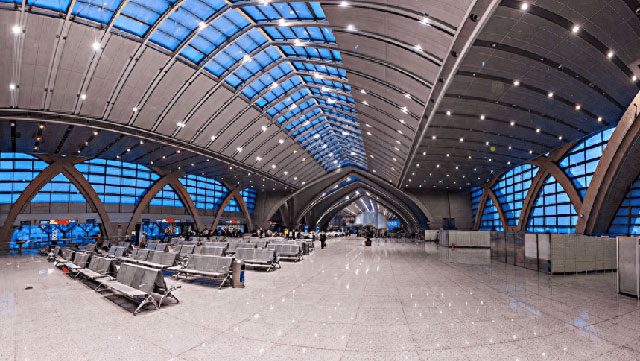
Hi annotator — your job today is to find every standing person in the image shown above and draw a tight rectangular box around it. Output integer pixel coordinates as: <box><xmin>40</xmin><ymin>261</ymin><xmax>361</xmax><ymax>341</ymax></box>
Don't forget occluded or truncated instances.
<box><xmin>320</xmin><ymin>232</ymin><xmax>327</xmax><ymax>249</ymax></box>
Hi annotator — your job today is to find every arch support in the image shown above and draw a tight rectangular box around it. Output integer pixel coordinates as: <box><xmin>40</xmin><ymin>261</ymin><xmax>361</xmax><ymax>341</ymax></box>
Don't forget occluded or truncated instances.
<box><xmin>0</xmin><ymin>156</ymin><xmax>115</xmax><ymax>243</ymax></box>
<box><xmin>578</xmin><ymin>92</ymin><xmax>640</xmax><ymax>234</ymax></box>
<box><xmin>212</xmin><ymin>186</ymin><xmax>254</xmax><ymax>232</ymax></box>
<box><xmin>531</xmin><ymin>158</ymin><xmax>583</xmax><ymax>215</ymax></box>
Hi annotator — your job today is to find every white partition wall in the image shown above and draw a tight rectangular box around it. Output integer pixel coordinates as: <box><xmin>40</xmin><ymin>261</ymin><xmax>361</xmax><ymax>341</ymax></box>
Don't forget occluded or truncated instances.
<box><xmin>617</xmin><ymin>236</ymin><xmax>640</xmax><ymax>298</ymax></box>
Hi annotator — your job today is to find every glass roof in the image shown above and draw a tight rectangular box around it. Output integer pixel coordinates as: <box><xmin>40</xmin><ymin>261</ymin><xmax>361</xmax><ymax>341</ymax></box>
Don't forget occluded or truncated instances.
<box><xmin>23</xmin><ymin>0</ymin><xmax>367</xmax><ymax>172</ymax></box>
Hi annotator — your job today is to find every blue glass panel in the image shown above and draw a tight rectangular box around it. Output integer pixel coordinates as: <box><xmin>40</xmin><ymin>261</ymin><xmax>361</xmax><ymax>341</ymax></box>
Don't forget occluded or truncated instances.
<box><xmin>241</xmin><ymin>187</ymin><xmax>256</xmax><ymax>214</ymax></box>
<box><xmin>491</xmin><ymin>164</ymin><xmax>537</xmax><ymax>227</ymax></box>
<box><xmin>526</xmin><ymin>175</ymin><xmax>577</xmax><ymax>233</ymax></box>
<box><xmin>179</xmin><ymin>174</ymin><xmax>229</xmax><ymax>210</ymax></box>
<box><xmin>27</xmin><ymin>0</ymin><xmax>72</xmax><ymax>12</ymax></box>
<box><xmin>72</xmin><ymin>0</ymin><xmax>122</xmax><ymax>24</ymax></box>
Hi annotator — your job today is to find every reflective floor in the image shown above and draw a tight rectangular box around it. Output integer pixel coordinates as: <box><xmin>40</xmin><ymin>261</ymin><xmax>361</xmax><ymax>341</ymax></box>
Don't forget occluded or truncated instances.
<box><xmin>1</xmin><ymin>237</ymin><xmax>640</xmax><ymax>360</ymax></box>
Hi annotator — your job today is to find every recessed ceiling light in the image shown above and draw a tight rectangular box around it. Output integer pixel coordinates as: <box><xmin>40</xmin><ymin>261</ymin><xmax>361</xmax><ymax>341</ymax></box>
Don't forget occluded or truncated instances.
<box><xmin>510</xmin><ymin>120</ymin><xmax>515</xmax><ymax>126</ymax></box>
<box><xmin>597</xmin><ymin>116</ymin><xmax>603</xmax><ymax>123</ymax></box>
<box><xmin>132</xmin><ymin>107</ymin><xmax>138</xmax><ymax>112</ymax></box>
<box><xmin>271</xmin><ymin>164</ymin><xmax>277</xmax><ymax>169</ymax></box>
<box><xmin>404</xmin><ymin>93</ymin><xmax>411</xmax><ymax>99</ymax></box>
<box><xmin>529</xmin><ymin>150</ymin><xmax>533</xmax><ymax>154</ymax></box>
<box><xmin>346</xmin><ymin>24</ymin><xmax>356</xmax><ymax>32</ymax></box>
<box><xmin>278</xmin><ymin>18</ymin><xmax>288</xmax><ymax>27</ymax></box>
<box><xmin>633</xmin><ymin>75</ymin><xmax>638</xmax><ymax>82</ymax></box>
<box><xmin>362</xmin><ymin>100</ymin><xmax>369</xmax><ymax>106</ymax></box>
<box><xmin>278</xmin><ymin>138</ymin><xmax>284</xmax><ymax>144</ymax></box>
<box><xmin>210</xmin><ymin>135</ymin><xmax>216</xmax><ymax>141</ymax></box>
<box><xmin>177</xmin><ymin>122</ymin><xmax>186</xmax><ymax>127</ymax></box>
<box><xmin>80</xmin><ymin>93</ymin><xmax>87</xmax><ymax>100</ymax></box>
<box><xmin>446</xmin><ymin>110</ymin><xmax>452</xmax><ymax>116</ymax></box>
<box><xmin>236</xmin><ymin>147</ymin><xmax>242</xmax><ymax>152</ymax></box>
<box><xmin>91</xmin><ymin>41</ymin><xmax>101</xmax><ymax>51</ymax></box>
<box><xmin>11</xmin><ymin>25</ymin><xmax>21</xmax><ymax>35</ymax></box>
<box><xmin>513</xmin><ymin>80</ymin><xmax>520</xmax><ymax>86</ymax></box>
<box><xmin>293</xmin><ymin>38</ymin><xmax>304</xmax><ymax>47</ymax></box>
<box><xmin>547</xmin><ymin>91</ymin><xmax>554</xmax><ymax>98</ymax></box>
<box><xmin>399</xmin><ymin>119</ymin><xmax>405</xmax><ymax>124</ymax></box>
<box><xmin>261</xmin><ymin>125</ymin><xmax>267</xmax><ymax>131</ymax></box>
<box><xmin>571</xmin><ymin>25</ymin><xmax>580</xmax><ymax>34</ymax></box>
<box><xmin>414</xmin><ymin>44</ymin><xmax>423</xmax><ymax>52</ymax></box>
<box><xmin>93</xmin><ymin>131</ymin><xmax>98</xmax><ymax>136</ymax></box>
<box><xmin>271</xmin><ymin>82</ymin><xmax>279</xmax><ymax>89</ymax></box>
<box><xmin>558</xmin><ymin>135</ymin><xmax>563</xmax><ymax>140</ymax></box>
<box><xmin>302</xmin><ymin>157</ymin><xmax>306</xmax><ymax>161</ymax></box>
<box><xmin>360</xmin><ymin>89</ymin><xmax>366</xmax><ymax>94</ymax></box>
<box><xmin>446</xmin><ymin>153</ymin><xmax>450</xmax><ymax>157</ymax></box>
<box><xmin>436</xmin><ymin>164</ymin><xmax>440</xmax><ymax>168</ymax></box>
<box><xmin>198</xmin><ymin>21</ymin><xmax>207</xmax><ymax>30</ymax></box>
<box><xmin>575</xmin><ymin>104</ymin><xmax>581</xmax><ymax>110</ymax></box>
<box><xmin>480</xmin><ymin>114</ymin><xmax>485</xmax><ymax>120</ymax></box>
<box><xmin>397</xmin><ymin>129</ymin><xmax>403</xmax><ymax>134</ymax></box>
<box><xmin>431</xmin><ymin>135</ymin><xmax>437</xmax><ymax>140</ymax></box>
<box><xmin>459</xmin><ymin>137</ymin><xmax>464</xmax><ymax>142</ymax></box>
<box><xmin>606</xmin><ymin>50</ymin><xmax>614</xmax><ymax>59</ymax></box>
<box><xmin>339</xmin><ymin>1</ymin><xmax>349</xmax><ymax>7</ymax></box>
<box><xmin>9</xmin><ymin>83</ymin><xmax>16</xmax><ymax>91</ymax></box>
<box><xmin>256</xmin><ymin>156</ymin><xmax>262</xmax><ymax>161</ymax></box>
<box><xmin>520</xmin><ymin>2</ymin><xmax>529</xmax><ymax>10</ymax></box>
<box><xmin>536</xmin><ymin>128</ymin><xmax>541</xmax><ymax>133</ymax></box>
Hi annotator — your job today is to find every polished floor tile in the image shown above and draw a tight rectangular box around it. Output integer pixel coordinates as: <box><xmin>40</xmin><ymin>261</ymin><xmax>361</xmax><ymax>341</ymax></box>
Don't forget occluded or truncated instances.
<box><xmin>1</xmin><ymin>238</ymin><xmax>639</xmax><ymax>361</ymax></box>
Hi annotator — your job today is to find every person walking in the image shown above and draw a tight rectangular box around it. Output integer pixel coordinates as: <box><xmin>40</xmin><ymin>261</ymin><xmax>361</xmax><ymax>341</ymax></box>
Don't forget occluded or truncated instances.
<box><xmin>320</xmin><ymin>232</ymin><xmax>327</xmax><ymax>249</ymax></box>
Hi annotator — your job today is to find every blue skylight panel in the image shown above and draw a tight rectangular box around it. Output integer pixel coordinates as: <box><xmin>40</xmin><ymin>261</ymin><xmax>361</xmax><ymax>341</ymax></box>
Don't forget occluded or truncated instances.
<box><xmin>27</xmin><ymin>0</ymin><xmax>72</xmax><ymax>12</ymax></box>
<box><xmin>292</xmin><ymin>117</ymin><xmax>323</xmax><ymax>136</ymax></box>
<box><xmin>279</xmin><ymin>45</ymin><xmax>341</xmax><ymax>62</ymax></box>
<box><xmin>225</xmin><ymin>47</ymin><xmax>282</xmax><ymax>88</ymax></box>
<box><xmin>180</xmin><ymin>10</ymin><xmax>249</xmax><ymax>63</ymax></box>
<box><xmin>150</xmin><ymin>0</ymin><xmax>226</xmax><ymax>50</ymax></box>
<box><xmin>72</xmin><ymin>0</ymin><xmax>121</xmax><ymax>24</ymax></box>
<box><xmin>277</xmin><ymin>98</ymin><xmax>315</xmax><ymax>123</ymax></box>
<box><xmin>304</xmin><ymin>76</ymin><xmax>351</xmax><ymax>92</ymax></box>
<box><xmin>204</xmin><ymin>29</ymin><xmax>267</xmax><ymax>76</ymax></box>
<box><xmin>293</xmin><ymin>62</ymin><xmax>346</xmax><ymax>78</ymax></box>
<box><xmin>266</xmin><ymin>88</ymin><xmax>309</xmax><ymax>116</ymax></box>
<box><xmin>285</xmin><ymin>108</ymin><xmax>321</xmax><ymax>130</ymax></box>
<box><xmin>114</xmin><ymin>0</ymin><xmax>176</xmax><ymax>37</ymax></box>
<box><xmin>264</xmin><ymin>26</ymin><xmax>334</xmax><ymax>43</ymax></box>
<box><xmin>242</xmin><ymin>63</ymin><xmax>293</xmax><ymax>99</ymax></box>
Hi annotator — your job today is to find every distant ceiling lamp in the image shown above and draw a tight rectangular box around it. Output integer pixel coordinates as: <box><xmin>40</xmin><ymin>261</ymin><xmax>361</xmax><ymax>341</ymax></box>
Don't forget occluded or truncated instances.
<box><xmin>520</xmin><ymin>2</ymin><xmax>529</xmax><ymax>10</ymax></box>
<box><xmin>176</xmin><ymin>122</ymin><xmax>186</xmax><ymax>127</ymax></box>
<box><xmin>11</xmin><ymin>25</ymin><xmax>21</xmax><ymax>35</ymax></box>
<box><xmin>606</xmin><ymin>50</ymin><xmax>614</xmax><ymax>59</ymax></box>
<box><xmin>571</xmin><ymin>25</ymin><xmax>580</xmax><ymax>34</ymax></box>
<box><xmin>198</xmin><ymin>21</ymin><xmax>207</xmax><ymax>30</ymax></box>
<box><xmin>91</xmin><ymin>41</ymin><xmax>101</xmax><ymax>51</ymax></box>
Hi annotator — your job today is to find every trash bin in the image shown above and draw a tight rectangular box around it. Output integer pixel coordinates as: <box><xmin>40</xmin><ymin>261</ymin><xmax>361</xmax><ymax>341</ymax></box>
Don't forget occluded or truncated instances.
<box><xmin>302</xmin><ymin>241</ymin><xmax>309</xmax><ymax>255</ymax></box>
<box><xmin>232</xmin><ymin>259</ymin><xmax>245</xmax><ymax>288</ymax></box>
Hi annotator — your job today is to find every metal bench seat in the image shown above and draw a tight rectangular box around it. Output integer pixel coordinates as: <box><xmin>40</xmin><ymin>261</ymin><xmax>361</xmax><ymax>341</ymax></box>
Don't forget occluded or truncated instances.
<box><xmin>170</xmin><ymin>255</ymin><xmax>233</xmax><ymax>289</ymax></box>
<box><xmin>146</xmin><ymin>242</ymin><xmax>168</xmax><ymax>252</ymax></box>
<box><xmin>77</xmin><ymin>256</ymin><xmax>115</xmax><ymax>280</ymax></box>
<box><xmin>96</xmin><ymin>263</ymin><xmax>180</xmax><ymax>315</ymax></box>
<box><xmin>235</xmin><ymin>248</ymin><xmax>279</xmax><ymax>271</ymax></box>
<box><xmin>267</xmin><ymin>244</ymin><xmax>303</xmax><ymax>262</ymax></box>
<box><xmin>195</xmin><ymin>245</ymin><xmax>226</xmax><ymax>256</ymax></box>
<box><xmin>55</xmin><ymin>248</ymin><xmax>75</xmax><ymax>265</ymax></box>
<box><xmin>136</xmin><ymin>251</ymin><xmax>178</xmax><ymax>269</ymax></box>
<box><xmin>106</xmin><ymin>245</ymin><xmax>127</xmax><ymax>258</ymax></box>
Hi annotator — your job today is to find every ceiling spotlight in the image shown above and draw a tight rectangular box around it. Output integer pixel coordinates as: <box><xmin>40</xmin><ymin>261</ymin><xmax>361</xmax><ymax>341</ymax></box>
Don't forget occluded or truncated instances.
<box><xmin>446</xmin><ymin>110</ymin><xmax>452</xmax><ymax>116</ymax></box>
<box><xmin>93</xmin><ymin>131</ymin><xmax>99</xmax><ymax>136</ymax></box>
<box><xmin>139</xmin><ymin>140</ymin><xmax>144</xmax><ymax>145</ymax></box>
<box><xmin>520</xmin><ymin>2</ymin><xmax>529</xmax><ymax>10</ymax></box>
<box><xmin>575</xmin><ymin>104</ymin><xmax>581</xmax><ymax>110</ymax></box>
<box><xmin>339</xmin><ymin>1</ymin><xmax>349</xmax><ymax>7</ymax></box>
<box><xmin>362</xmin><ymin>100</ymin><xmax>369</xmax><ymax>106</ymax></box>
<box><xmin>606</xmin><ymin>50</ymin><xmax>614</xmax><ymax>59</ymax></box>
<box><xmin>346</xmin><ymin>24</ymin><xmax>356</xmax><ymax>32</ymax></box>
<box><xmin>513</xmin><ymin>79</ymin><xmax>520</xmax><ymax>86</ymax></box>
<box><xmin>211</xmin><ymin>135</ymin><xmax>216</xmax><ymax>141</ymax></box>
<box><xmin>536</xmin><ymin>128</ymin><xmax>541</xmax><ymax>133</ymax></box>
<box><xmin>302</xmin><ymin>157</ymin><xmax>306</xmax><ymax>161</ymax></box>
<box><xmin>420</xmin><ymin>17</ymin><xmax>430</xmax><ymax>25</ymax></box>
<box><xmin>256</xmin><ymin>156</ymin><xmax>262</xmax><ymax>161</ymax></box>
<box><xmin>278</xmin><ymin>18</ymin><xmax>288</xmax><ymax>27</ymax></box>
<box><xmin>271</xmin><ymin>164</ymin><xmax>277</xmax><ymax>169</ymax></box>
<box><xmin>547</xmin><ymin>91</ymin><xmax>554</xmax><ymax>98</ymax></box>
<box><xmin>529</xmin><ymin>150</ymin><xmax>533</xmax><ymax>154</ymax></box>
<box><xmin>597</xmin><ymin>116</ymin><xmax>603</xmax><ymax>123</ymax></box>
<box><xmin>198</xmin><ymin>21</ymin><xmax>207</xmax><ymax>30</ymax></box>
<box><xmin>313</xmin><ymin>72</ymin><xmax>323</xmax><ymax>80</ymax></box>
<box><xmin>261</xmin><ymin>125</ymin><xmax>267</xmax><ymax>132</ymax></box>
<box><xmin>510</xmin><ymin>120</ymin><xmax>515</xmax><ymax>126</ymax></box>
<box><xmin>9</xmin><ymin>83</ymin><xmax>16</xmax><ymax>91</ymax></box>
<box><xmin>236</xmin><ymin>147</ymin><xmax>242</xmax><ymax>152</ymax></box>
<box><xmin>80</xmin><ymin>93</ymin><xmax>87</xmax><ymax>100</ymax></box>
<box><xmin>558</xmin><ymin>135</ymin><xmax>563</xmax><ymax>140</ymax></box>
<box><xmin>91</xmin><ymin>41</ymin><xmax>101</xmax><ymax>51</ymax></box>
<box><xmin>632</xmin><ymin>75</ymin><xmax>637</xmax><ymax>82</ymax></box>
<box><xmin>459</xmin><ymin>137</ymin><xmax>464</xmax><ymax>142</ymax></box>
<box><xmin>480</xmin><ymin>114</ymin><xmax>485</xmax><ymax>120</ymax></box>
<box><xmin>431</xmin><ymin>135</ymin><xmax>437</xmax><ymax>140</ymax></box>
<box><xmin>271</xmin><ymin>82</ymin><xmax>279</xmax><ymax>89</ymax></box>
<box><xmin>404</xmin><ymin>93</ymin><xmax>411</xmax><ymax>99</ymax></box>
<box><xmin>177</xmin><ymin>122</ymin><xmax>186</xmax><ymax>127</ymax></box>
<box><xmin>571</xmin><ymin>25</ymin><xmax>580</xmax><ymax>34</ymax></box>
<box><xmin>242</xmin><ymin>54</ymin><xmax>252</xmax><ymax>63</ymax></box>
<box><xmin>278</xmin><ymin>138</ymin><xmax>284</xmax><ymax>144</ymax></box>
<box><xmin>414</xmin><ymin>44</ymin><xmax>423</xmax><ymax>52</ymax></box>
<box><xmin>11</xmin><ymin>25</ymin><xmax>22</xmax><ymax>35</ymax></box>
<box><xmin>360</xmin><ymin>89</ymin><xmax>366</xmax><ymax>94</ymax></box>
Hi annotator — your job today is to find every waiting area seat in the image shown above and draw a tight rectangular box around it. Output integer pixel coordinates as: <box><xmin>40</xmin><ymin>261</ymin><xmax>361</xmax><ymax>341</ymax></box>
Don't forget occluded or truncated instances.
<box><xmin>96</xmin><ymin>263</ymin><xmax>180</xmax><ymax>315</ymax></box>
<box><xmin>169</xmin><ymin>254</ymin><xmax>233</xmax><ymax>289</ymax></box>
<box><xmin>76</xmin><ymin>256</ymin><xmax>115</xmax><ymax>281</ymax></box>
<box><xmin>195</xmin><ymin>245</ymin><xmax>226</xmax><ymax>256</ymax></box>
<box><xmin>234</xmin><ymin>248</ymin><xmax>279</xmax><ymax>271</ymax></box>
<box><xmin>267</xmin><ymin>243</ymin><xmax>303</xmax><ymax>262</ymax></box>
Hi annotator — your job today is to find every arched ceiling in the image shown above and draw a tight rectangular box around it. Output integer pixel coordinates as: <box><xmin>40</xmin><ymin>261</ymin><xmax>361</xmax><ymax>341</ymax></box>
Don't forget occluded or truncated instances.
<box><xmin>400</xmin><ymin>0</ymin><xmax>640</xmax><ymax>190</ymax></box>
<box><xmin>340</xmin><ymin>193</ymin><xmax>395</xmax><ymax>218</ymax></box>
<box><xmin>1</xmin><ymin>0</ymin><xmax>638</xmax><ymax>196</ymax></box>
<box><xmin>0</xmin><ymin>0</ymin><xmax>474</xmax><ymax>189</ymax></box>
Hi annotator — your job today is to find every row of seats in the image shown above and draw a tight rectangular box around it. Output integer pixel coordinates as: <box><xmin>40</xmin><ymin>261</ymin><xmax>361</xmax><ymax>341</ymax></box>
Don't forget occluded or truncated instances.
<box><xmin>54</xmin><ymin>248</ymin><xmax>179</xmax><ymax>315</ymax></box>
